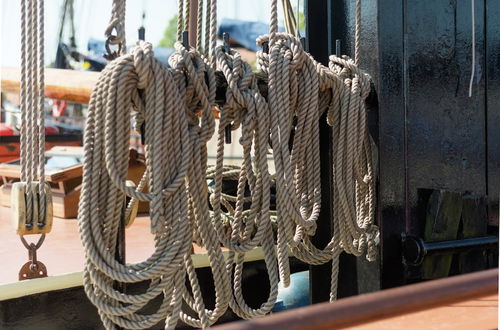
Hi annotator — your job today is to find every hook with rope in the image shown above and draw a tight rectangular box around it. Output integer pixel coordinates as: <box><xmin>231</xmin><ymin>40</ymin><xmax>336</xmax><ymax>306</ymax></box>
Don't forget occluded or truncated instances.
<box><xmin>14</xmin><ymin>0</ymin><xmax>52</xmax><ymax>280</ymax></box>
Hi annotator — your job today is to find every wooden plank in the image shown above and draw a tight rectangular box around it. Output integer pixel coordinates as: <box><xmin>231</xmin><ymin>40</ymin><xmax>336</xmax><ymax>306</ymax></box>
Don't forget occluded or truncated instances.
<box><xmin>1</xmin><ymin>67</ymin><xmax>222</xmax><ymax>118</ymax></box>
<box><xmin>213</xmin><ymin>269</ymin><xmax>498</xmax><ymax>330</ymax></box>
<box><xmin>1</xmin><ymin>66</ymin><xmax>98</xmax><ymax>104</ymax></box>
<box><xmin>421</xmin><ymin>190</ymin><xmax>463</xmax><ymax>279</ymax></box>
<box><xmin>458</xmin><ymin>195</ymin><xmax>488</xmax><ymax>273</ymax></box>
<box><xmin>344</xmin><ymin>294</ymin><xmax>498</xmax><ymax>330</ymax></box>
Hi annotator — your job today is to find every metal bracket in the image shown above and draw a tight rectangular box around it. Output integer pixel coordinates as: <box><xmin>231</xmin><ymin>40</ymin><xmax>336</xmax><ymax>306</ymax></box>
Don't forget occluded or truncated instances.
<box><xmin>401</xmin><ymin>233</ymin><xmax>499</xmax><ymax>266</ymax></box>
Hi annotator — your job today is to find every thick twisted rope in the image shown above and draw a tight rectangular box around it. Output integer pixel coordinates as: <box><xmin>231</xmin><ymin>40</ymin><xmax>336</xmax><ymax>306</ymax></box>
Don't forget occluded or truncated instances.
<box><xmin>80</xmin><ymin>0</ymin><xmax>378</xmax><ymax>327</ymax></box>
<box><xmin>105</xmin><ymin>0</ymin><xmax>126</xmax><ymax>56</ymax></box>
<box><xmin>18</xmin><ymin>0</ymin><xmax>49</xmax><ymax>231</ymax></box>
<box><xmin>355</xmin><ymin>0</ymin><xmax>361</xmax><ymax>65</ymax></box>
<box><xmin>79</xmin><ymin>40</ymin><xmax>234</xmax><ymax>329</ymax></box>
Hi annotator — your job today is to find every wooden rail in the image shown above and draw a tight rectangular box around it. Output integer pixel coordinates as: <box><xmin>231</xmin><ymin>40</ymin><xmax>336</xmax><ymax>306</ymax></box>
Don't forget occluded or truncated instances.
<box><xmin>214</xmin><ymin>268</ymin><xmax>499</xmax><ymax>330</ymax></box>
<box><xmin>1</xmin><ymin>66</ymin><xmax>266</xmax><ymax>110</ymax></box>
<box><xmin>1</xmin><ymin>66</ymin><xmax>98</xmax><ymax>104</ymax></box>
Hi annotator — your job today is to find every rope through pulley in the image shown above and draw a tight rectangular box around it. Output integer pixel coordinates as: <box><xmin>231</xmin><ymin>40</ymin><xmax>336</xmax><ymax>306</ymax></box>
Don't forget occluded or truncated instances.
<box><xmin>13</xmin><ymin>0</ymin><xmax>53</xmax><ymax>281</ymax></box>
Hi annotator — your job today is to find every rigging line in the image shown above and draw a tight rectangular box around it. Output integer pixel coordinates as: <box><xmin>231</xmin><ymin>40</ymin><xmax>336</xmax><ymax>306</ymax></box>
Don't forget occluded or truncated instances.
<box><xmin>468</xmin><ymin>0</ymin><xmax>475</xmax><ymax>98</ymax></box>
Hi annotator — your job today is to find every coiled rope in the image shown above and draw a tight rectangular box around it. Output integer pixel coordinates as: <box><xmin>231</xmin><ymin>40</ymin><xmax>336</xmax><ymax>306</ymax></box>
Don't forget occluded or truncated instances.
<box><xmin>79</xmin><ymin>0</ymin><xmax>378</xmax><ymax>328</ymax></box>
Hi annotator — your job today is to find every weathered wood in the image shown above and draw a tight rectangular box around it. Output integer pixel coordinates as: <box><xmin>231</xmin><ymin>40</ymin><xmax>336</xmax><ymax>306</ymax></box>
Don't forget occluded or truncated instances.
<box><xmin>213</xmin><ymin>269</ymin><xmax>498</xmax><ymax>330</ymax></box>
<box><xmin>1</xmin><ymin>66</ymin><xmax>98</xmax><ymax>104</ymax></box>
<box><xmin>11</xmin><ymin>182</ymin><xmax>53</xmax><ymax>235</ymax></box>
<box><xmin>421</xmin><ymin>190</ymin><xmax>463</xmax><ymax>279</ymax></box>
<box><xmin>458</xmin><ymin>194</ymin><xmax>488</xmax><ymax>273</ymax></box>
<box><xmin>1</xmin><ymin>66</ymin><xmax>268</xmax><ymax>110</ymax></box>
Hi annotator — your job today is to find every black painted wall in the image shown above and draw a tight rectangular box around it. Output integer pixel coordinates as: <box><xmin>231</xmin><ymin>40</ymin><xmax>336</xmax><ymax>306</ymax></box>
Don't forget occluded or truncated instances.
<box><xmin>329</xmin><ymin>0</ymin><xmax>499</xmax><ymax>289</ymax></box>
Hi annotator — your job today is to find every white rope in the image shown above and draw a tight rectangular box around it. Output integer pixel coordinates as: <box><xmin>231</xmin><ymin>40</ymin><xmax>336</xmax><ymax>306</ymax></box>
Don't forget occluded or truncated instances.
<box><xmin>355</xmin><ymin>0</ymin><xmax>361</xmax><ymax>65</ymax></box>
<box><xmin>79</xmin><ymin>0</ymin><xmax>379</xmax><ymax>327</ymax></box>
<box><xmin>18</xmin><ymin>0</ymin><xmax>49</xmax><ymax>231</ymax></box>
<box><xmin>468</xmin><ymin>0</ymin><xmax>475</xmax><ymax>97</ymax></box>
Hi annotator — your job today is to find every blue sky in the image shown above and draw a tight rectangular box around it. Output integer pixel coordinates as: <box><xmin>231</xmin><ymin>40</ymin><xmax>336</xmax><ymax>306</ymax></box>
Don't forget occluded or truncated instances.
<box><xmin>1</xmin><ymin>0</ymin><xmax>287</xmax><ymax>67</ymax></box>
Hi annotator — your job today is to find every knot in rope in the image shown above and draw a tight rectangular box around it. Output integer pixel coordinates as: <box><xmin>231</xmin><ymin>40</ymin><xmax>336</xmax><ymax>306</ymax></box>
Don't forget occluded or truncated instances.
<box><xmin>131</xmin><ymin>41</ymin><xmax>154</xmax><ymax>89</ymax></box>
<box><xmin>169</xmin><ymin>42</ymin><xmax>216</xmax><ymax>138</ymax></box>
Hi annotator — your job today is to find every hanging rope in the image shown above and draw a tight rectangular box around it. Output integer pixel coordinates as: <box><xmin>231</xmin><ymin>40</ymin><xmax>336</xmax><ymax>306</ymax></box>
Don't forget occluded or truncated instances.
<box><xmin>281</xmin><ymin>0</ymin><xmax>300</xmax><ymax>37</ymax></box>
<box><xmin>354</xmin><ymin>0</ymin><xmax>361</xmax><ymax>65</ymax></box>
<box><xmin>468</xmin><ymin>0</ymin><xmax>475</xmax><ymax>97</ymax></box>
<box><xmin>104</xmin><ymin>0</ymin><xmax>126</xmax><ymax>59</ymax></box>
<box><xmin>79</xmin><ymin>0</ymin><xmax>379</xmax><ymax>327</ymax></box>
<box><xmin>16</xmin><ymin>0</ymin><xmax>51</xmax><ymax>235</ymax></box>
<box><xmin>14</xmin><ymin>0</ymin><xmax>52</xmax><ymax>280</ymax></box>
<box><xmin>79</xmin><ymin>1</ymin><xmax>231</xmax><ymax>329</ymax></box>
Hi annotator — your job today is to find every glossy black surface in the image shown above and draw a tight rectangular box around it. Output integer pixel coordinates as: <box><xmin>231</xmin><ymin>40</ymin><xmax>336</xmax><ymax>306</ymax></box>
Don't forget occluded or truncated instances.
<box><xmin>324</xmin><ymin>0</ymin><xmax>498</xmax><ymax>289</ymax></box>
<box><xmin>486</xmin><ymin>0</ymin><xmax>500</xmax><ymax>225</ymax></box>
<box><xmin>305</xmin><ymin>0</ymin><xmax>335</xmax><ymax>304</ymax></box>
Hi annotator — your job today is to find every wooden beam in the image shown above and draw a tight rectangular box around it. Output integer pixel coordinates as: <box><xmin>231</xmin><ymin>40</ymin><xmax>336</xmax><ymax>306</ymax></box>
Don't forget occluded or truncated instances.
<box><xmin>213</xmin><ymin>269</ymin><xmax>499</xmax><ymax>330</ymax></box>
<box><xmin>1</xmin><ymin>66</ymin><xmax>98</xmax><ymax>104</ymax></box>
<box><xmin>0</xmin><ymin>246</ymin><xmax>266</xmax><ymax>301</ymax></box>
<box><xmin>1</xmin><ymin>66</ymin><xmax>266</xmax><ymax>111</ymax></box>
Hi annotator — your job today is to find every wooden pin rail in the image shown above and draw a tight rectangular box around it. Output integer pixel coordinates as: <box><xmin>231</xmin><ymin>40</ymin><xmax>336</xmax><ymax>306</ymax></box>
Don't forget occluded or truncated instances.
<box><xmin>213</xmin><ymin>268</ymin><xmax>499</xmax><ymax>330</ymax></box>
<box><xmin>1</xmin><ymin>66</ymin><xmax>98</xmax><ymax>104</ymax></box>
<box><xmin>1</xmin><ymin>66</ymin><xmax>268</xmax><ymax>110</ymax></box>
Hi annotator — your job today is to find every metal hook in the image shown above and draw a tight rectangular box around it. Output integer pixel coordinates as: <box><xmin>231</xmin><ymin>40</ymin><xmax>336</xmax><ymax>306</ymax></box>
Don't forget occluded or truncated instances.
<box><xmin>104</xmin><ymin>36</ymin><xmax>122</xmax><ymax>61</ymax></box>
<box><xmin>20</xmin><ymin>234</ymin><xmax>46</xmax><ymax>251</ymax></box>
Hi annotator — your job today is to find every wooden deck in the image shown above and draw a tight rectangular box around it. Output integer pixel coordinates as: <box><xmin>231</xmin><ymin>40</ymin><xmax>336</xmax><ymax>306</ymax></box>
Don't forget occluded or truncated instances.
<box><xmin>0</xmin><ymin>205</ymin><xmax>497</xmax><ymax>329</ymax></box>
<box><xmin>0</xmin><ymin>205</ymin><xmax>156</xmax><ymax>285</ymax></box>
<box><xmin>347</xmin><ymin>294</ymin><xmax>498</xmax><ymax>330</ymax></box>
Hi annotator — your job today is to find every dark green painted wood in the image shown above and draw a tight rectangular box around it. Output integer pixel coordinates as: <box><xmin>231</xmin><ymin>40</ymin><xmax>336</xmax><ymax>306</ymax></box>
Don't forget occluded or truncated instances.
<box><xmin>421</xmin><ymin>190</ymin><xmax>463</xmax><ymax>279</ymax></box>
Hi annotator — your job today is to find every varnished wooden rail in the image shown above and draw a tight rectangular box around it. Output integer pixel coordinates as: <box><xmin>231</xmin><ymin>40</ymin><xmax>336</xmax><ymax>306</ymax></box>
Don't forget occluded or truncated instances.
<box><xmin>1</xmin><ymin>66</ymin><xmax>99</xmax><ymax>104</ymax></box>
<box><xmin>214</xmin><ymin>268</ymin><xmax>499</xmax><ymax>330</ymax></box>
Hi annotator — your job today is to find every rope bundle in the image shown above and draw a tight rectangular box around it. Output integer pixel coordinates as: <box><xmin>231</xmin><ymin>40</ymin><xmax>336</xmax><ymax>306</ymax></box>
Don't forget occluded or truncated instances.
<box><xmin>78</xmin><ymin>0</ymin><xmax>378</xmax><ymax>328</ymax></box>
<box><xmin>17</xmin><ymin>0</ymin><xmax>50</xmax><ymax>232</ymax></box>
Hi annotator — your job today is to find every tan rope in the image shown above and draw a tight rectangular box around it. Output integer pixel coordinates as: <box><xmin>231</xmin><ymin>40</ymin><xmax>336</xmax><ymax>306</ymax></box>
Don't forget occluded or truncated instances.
<box><xmin>105</xmin><ymin>0</ymin><xmax>126</xmax><ymax>55</ymax></box>
<box><xmin>79</xmin><ymin>40</ymin><xmax>230</xmax><ymax>330</ymax></box>
<box><xmin>281</xmin><ymin>0</ymin><xmax>299</xmax><ymax>37</ymax></box>
<box><xmin>355</xmin><ymin>0</ymin><xmax>361</xmax><ymax>65</ymax></box>
<box><xmin>18</xmin><ymin>0</ymin><xmax>49</xmax><ymax>231</ymax></box>
<box><xmin>79</xmin><ymin>0</ymin><xmax>378</xmax><ymax>327</ymax></box>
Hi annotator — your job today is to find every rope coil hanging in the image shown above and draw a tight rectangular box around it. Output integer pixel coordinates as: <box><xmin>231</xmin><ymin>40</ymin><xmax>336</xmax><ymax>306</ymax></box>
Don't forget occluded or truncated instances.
<box><xmin>78</xmin><ymin>0</ymin><xmax>379</xmax><ymax>328</ymax></box>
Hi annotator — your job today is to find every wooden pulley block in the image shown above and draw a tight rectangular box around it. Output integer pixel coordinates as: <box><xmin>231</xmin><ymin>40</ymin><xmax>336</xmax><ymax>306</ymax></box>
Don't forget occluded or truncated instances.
<box><xmin>124</xmin><ymin>180</ymin><xmax>139</xmax><ymax>228</ymax></box>
<box><xmin>11</xmin><ymin>182</ymin><xmax>53</xmax><ymax>235</ymax></box>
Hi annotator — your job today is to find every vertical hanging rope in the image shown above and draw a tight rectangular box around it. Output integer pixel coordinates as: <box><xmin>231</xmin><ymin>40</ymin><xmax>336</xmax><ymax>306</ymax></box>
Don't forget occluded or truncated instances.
<box><xmin>209</xmin><ymin>0</ymin><xmax>217</xmax><ymax>63</ymax></box>
<box><xmin>177</xmin><ymin>0</ymin><xmax>184</xmax><ymax>41</ymax></box>
<box><xmin>105</xmin><ymin>0</ymin><xmax>126</xmax><ymax>56</ymax></box>
<box><xmin>16</xmin><ymin>0</ymin><xmax>50</xmax><ymax>237</ymax></box>
<box><xmin>196</xmin><ymin>0</ymin><xmax>204</xmax><ymax>54</ymax></box>
<box><xmin>468</xmin><ymin>0</ymin><xmax>475</xmax><ymax>97</ymax></box>
<box><xmin>20</xmin><ymin>0</ymin><xmax>48</xmax><ymax>224</ymax></box>
<box><xmin>37</xmin><ymin>0</ymin><xmax>46</xmax><ymax>222</ymax></box>
<box><xmin>79</xmin><ymin>0</ymin><xmax>379</xmax><ymax>327</ymax></box>
<box><xmin>354</xmin><ymin>0</ymin><xmax>361</xmax><ymax>65</ymax></box>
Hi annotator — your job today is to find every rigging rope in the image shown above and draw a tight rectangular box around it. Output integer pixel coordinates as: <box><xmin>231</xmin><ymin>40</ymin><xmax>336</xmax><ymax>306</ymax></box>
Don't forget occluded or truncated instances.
<box><xmin>16</xmin><ymin>0</ymin><xmax>50</xmax><ymax>235</ymax></box>
<box><xmin>79</xmin><ymin>0</ymin><xmax>378</xmax><ymax>328</ymax></box>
